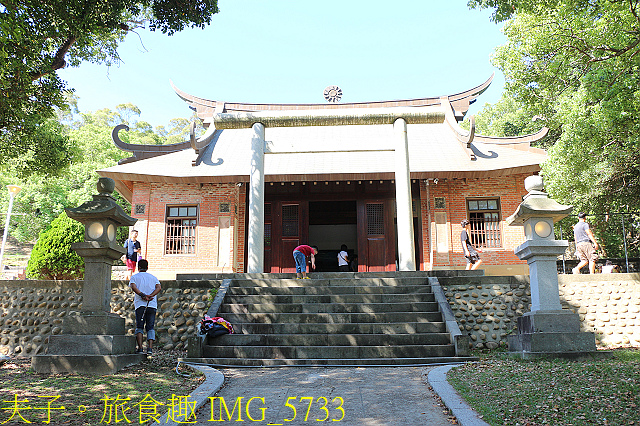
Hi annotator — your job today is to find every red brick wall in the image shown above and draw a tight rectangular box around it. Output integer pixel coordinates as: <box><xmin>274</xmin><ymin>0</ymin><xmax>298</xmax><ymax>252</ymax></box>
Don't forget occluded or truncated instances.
<box><xmin>129</xmin><ymin>182</ymin><xmax>245</xmax><ymax>274</ymax></box>
<box><xmin>127</xmin><ymin>174</ymin><xmax>529</xmax><ymax>275</ymax></box>
<box><xmin>419</xmin><ymin>174</ymin><xmax>530</xmax><ymax>270</ymax></box>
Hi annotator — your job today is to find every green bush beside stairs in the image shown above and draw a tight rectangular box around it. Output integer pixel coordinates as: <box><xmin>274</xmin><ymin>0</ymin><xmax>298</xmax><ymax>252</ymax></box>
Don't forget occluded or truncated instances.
<box><xmin>27</xmin><ymin>212</ymin><xmax>84</xmax><ymax>280</ymax></box>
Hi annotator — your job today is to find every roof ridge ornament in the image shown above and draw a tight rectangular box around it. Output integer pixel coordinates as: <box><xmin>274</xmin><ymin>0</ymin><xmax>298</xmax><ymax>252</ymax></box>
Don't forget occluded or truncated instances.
<box><xmin>111</xmin><ymin>122</ymin><xmax>219</xmax><ymax>166</ymax></box>
<box><xmin>324</xmin><ymin>86</ymin><xmax>342</xmax><ymax>103</ymax></box>
<box><xmin>111</xmin><ymin>124</ymin><xmax>193</xmax><ymax>164</ymax></box>
<box><xmin>440</xmin><ymin>97</ymin><xmax>477</xmax><ymax>161</ymax></box>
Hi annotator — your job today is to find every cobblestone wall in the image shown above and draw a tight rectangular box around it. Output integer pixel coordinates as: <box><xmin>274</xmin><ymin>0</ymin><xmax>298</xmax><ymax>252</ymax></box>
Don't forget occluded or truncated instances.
<box><xmin>442</xmin><ymin>276</ymin><xmax>530</xmax><ymax>350</ymax></box>
<box><xmin>2</xmin><ymin>275</ymin><xmax>639</xmax><ymax>356</ymax></box>
<box><xmin>558</xmin><ymin>274</ymin><xmax>640</xmax><ymax>347</ymax></box>
<box><xmin>0</xmin><ymin>280</ymin><xmax>219</xmax><ymax>356</ymax></box>
<box><xmin>441</xmin><ymin>273</ymin><xmax>640</xmax><ymax>349</ymax></box>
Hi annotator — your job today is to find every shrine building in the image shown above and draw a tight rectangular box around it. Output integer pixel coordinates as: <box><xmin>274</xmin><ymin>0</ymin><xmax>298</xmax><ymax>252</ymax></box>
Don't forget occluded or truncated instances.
<box><xmin>98</xmin><ymin>75</ymin><xmax>548</xmax><ymax>279</ymax></box>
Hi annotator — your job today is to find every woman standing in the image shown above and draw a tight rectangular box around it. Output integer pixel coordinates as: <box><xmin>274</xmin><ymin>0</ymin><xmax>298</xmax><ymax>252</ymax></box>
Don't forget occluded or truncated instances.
<box><xmin>460</xmin><ymin>220</ymin><xmax>482</xmax><ymax>270</ymax></box>
<box><xmin>124</xmin><ymin>229</ymin><xmax>142</xmax><ymax>280</ymax></box>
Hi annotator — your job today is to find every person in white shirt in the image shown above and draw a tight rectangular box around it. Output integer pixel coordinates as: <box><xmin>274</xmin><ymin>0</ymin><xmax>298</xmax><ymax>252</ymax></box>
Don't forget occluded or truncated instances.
<box><xmin>337</xmin><ymin>244</ymin><xmax>350</xmax><ymax>272</ymax></box>
<box><xmin>601</xmin><ymin>260</ymin><xmax>617</xmax><ymax>274</ymax></box>
<box><xmin>129</xmin><ymin>259</ymin><xmax>161</xmax><ymax>355</ymax></box>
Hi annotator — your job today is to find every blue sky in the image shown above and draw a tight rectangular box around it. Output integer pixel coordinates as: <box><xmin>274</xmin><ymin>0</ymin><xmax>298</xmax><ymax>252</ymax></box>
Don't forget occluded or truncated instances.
<box><xmin>59</xmin><ymin>1</ymin><xmax>506</xmax><ymax>128</ymax></box>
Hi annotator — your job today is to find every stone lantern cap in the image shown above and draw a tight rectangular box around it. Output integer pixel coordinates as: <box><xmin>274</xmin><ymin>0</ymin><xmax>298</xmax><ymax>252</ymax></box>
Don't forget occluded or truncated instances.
<box><xmin>65</xmin><ymin>178</ymin><xmax>136</xmax><ymax>227</ymax></box>
<box><xmin>506</xmin><ymin>175</ymin><xmax>573</xmax><ymax>226</ymax></box>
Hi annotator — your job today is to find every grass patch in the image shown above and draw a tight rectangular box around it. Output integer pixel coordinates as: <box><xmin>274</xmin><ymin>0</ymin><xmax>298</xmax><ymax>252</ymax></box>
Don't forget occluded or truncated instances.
<box><xmin>448</xmin><ymin>348</ymin><xmax>640</xmax><ymax>425</ymax></box>
<box><xmin>0</xmin><ymin>349</ymin><xmax>204</xmax><ymax>425</ymax></box>
<box><xmin>208</xmin><ymin>287</ymin><xmax>218</xmax><ymax>303</ymax></box>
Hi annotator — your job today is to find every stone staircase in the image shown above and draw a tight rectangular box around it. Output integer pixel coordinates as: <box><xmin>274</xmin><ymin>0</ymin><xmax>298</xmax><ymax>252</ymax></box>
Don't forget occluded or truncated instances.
<box><xmin>184</xmin><ymin>272</ymin><xmax>477</xmax><ymax>366</ymax></box>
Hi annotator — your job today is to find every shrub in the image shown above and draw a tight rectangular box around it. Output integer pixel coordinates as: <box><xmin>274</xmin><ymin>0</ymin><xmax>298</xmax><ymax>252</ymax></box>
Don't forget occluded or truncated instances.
<box><xmin>26</xmin><ymin>211</ymin><xmax>84</xmax><ymax>279</ymax></box>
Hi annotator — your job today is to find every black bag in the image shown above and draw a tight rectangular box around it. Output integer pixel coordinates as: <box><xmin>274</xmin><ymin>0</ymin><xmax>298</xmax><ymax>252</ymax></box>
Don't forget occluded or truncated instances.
<box><xmin>206</xmin><ymin>323</ymin><xmax>229</xmax><ymax>338</ymax></box>
<box><xmin>200</xmin><ymin>315</ymin><xmax>233</xmax><ymax>339</ymax></box>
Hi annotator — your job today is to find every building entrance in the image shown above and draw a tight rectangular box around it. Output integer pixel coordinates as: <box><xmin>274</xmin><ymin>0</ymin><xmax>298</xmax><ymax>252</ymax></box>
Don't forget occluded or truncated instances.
<box><xmin>309</xmin><ymin>200</ymin><xmax>357</xmax><ymax>272</ymax></box>
<box><xmin>259</xmin><ymin>180</ymin><xmax>405</xmax><ymax>273</ymax></box>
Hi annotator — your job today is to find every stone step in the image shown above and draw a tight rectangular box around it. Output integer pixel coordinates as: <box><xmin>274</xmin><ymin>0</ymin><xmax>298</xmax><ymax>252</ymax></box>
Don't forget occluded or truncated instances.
<box><xmin>203</xmin><ymin>344</ymin><xmax>456</xmax><ymax>359</ymax></box>
<box><xmin>198</xmin><ymin>274</ymin><xmax>467</xmax><ymax>366</ymax></box>
<box><xmin>208</xmin><ymin>332</ymin><xmax>452</xmax><ymax>346</ymax></box>
<box><xmin>220</xmin><ymin>311</ymin><xmax>443</xmax><ymax>324</ymax></box>
<box><xmin>177</xmin><ymin>270</ymin><xmax>484</xmax><ymax>280</ymax></box>
<box><xmin>227</xmin><ymin>277</ymin><xmax>432</xmax><ymax>288</ymax></box>
<box><xmin>228</xmin><ymin>321</ymin><xmax>448</xmax><ymax>335</ymax></box>
<box><xmin>219</xmin><ymin>301</ymin><xmax>440</xmax><ymax>314</ymax></box>
<box><xmin>181</xmin><ymin>356</ymin><xmax>476</xmax><ymax>366</ymax></box>
<box><xmin>224</xmin><ymin>293</ymin><xmax>435</xmax><ymax>304</ymax></box>
<box><xmin>226</xmin><ymin>284</ymin><xmax>433</xmax><ymax>295</ymax></box>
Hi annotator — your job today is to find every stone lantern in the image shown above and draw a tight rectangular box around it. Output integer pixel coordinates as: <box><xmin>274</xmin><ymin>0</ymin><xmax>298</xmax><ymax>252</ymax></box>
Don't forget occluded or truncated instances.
<box><xmin>63</xmin><ymin>177</ymin><xmax>135</xmax><ymax>330</ymax></box>
<box><xmin>506</xmin><ymin>175</ymin><xmax>600</xmax><ymax>358</ymax></box>
<box><xmin>32</xmin><ymin>177</ymin><xmax>146</xmax><ymax>374</ymax></box>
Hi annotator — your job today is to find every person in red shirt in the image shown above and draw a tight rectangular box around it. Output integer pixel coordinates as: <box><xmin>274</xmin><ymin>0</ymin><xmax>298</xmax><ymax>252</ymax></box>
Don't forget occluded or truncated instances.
<box><xmin>293</xmin><ymin>245</ymin><xmax>318</xmax><ymax>279</ymax></box>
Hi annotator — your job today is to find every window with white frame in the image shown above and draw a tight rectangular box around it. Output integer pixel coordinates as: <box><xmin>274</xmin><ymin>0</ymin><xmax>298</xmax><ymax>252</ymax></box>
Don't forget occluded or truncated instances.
<box><xmin>466</xmin><ymin>198</ymin><xmax>501</xmax><ymax>249</ymax></box>
<box><xmin>166</xmin><ymin>205</ymin><xmax>198</xmax><ymax>255</ymax></box>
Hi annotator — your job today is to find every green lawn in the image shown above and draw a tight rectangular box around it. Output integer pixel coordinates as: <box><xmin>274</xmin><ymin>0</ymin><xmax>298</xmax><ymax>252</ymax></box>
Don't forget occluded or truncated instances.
<box><xmin>0</xmin><ymin>349</ymin><xmax>204</xmax><ymax>425</ymax></box>
<box><xmin>448</xmin><ymin>348</ymin><xmax>640</xmax><ymax>426</ymax></box>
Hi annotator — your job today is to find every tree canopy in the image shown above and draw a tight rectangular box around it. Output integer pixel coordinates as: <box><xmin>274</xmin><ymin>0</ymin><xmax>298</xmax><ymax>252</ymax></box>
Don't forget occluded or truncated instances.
<box><xmin>0</xmin><ymin>0</ymin><xmax>218</xmax><ymax>174</ymax></box>
<box><xmin>1</xmin><ymin>103</ymin><xmax>200</xmax><ymax>243</ymax></box>
<box><xmin>469</xmin><ymin>0</ymin><xmax>640</xmax><ymax>256</ymax></box>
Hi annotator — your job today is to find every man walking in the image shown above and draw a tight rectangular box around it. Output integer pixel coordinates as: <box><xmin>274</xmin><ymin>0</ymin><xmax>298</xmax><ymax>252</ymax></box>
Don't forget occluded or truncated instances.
<box><xmin>573</xmin><ymin>212</ymin><xmax>599</xmax><ymax>274</ymax></box>
<box><xmin>129</xmin><ymin>259</ymin><xmax>161</xmax><ymax>355</ymax></box>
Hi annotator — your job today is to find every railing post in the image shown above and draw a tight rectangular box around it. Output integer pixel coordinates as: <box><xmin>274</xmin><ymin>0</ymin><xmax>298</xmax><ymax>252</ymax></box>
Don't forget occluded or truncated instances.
<box><xmin>622</xmin><ymin>214</ymin><xmax>630</xmax><ymax>273</ymax></box>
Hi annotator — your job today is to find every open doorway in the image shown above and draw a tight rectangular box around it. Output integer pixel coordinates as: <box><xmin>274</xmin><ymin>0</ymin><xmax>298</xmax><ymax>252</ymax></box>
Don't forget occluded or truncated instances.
<box><xmin>308</xmin><ymin>200</ymin><xmax>357</xmax><ymax>272</ymax></box>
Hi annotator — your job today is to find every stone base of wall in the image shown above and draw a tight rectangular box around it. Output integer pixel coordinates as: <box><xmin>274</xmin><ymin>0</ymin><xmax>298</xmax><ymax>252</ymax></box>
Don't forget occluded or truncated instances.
<box><xmin>3</xmin><ymin>274</ymin><xmax>639</xmax><ymax>356</ymax></box>
<box><xmin>441</xmin><ymin>273</ymin><xmax>640</xmax><ymax>350</ymax></box>
<box><xmin>442</xmin><ymin>276</ymin><xmax>530</xmax><ymax>350</ymax></box>
<box><xmin>558</xmin><ymin>274</ymin><xmax>640</xmax><ymax>347</ymax></box>
<box><xmin>0</xmin><ymin>280</ymin><xmax>220</xmax><ymax>356</ymax></box>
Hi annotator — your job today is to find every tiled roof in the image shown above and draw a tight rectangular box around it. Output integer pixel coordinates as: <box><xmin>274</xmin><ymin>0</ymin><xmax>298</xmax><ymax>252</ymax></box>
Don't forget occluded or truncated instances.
<box><xmin>98</xmin><ymin>121</ymin><xmax>546</xmax><ymax>186</ymax></box>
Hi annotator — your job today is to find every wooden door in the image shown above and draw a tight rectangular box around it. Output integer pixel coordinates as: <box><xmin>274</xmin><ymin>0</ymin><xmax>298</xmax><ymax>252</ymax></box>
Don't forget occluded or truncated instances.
<box><xmin>264</xmin><ymin>203</ymin><xmax>272</xmax><ymax>273</ymax></box>
<box><xmin>357</xmin><ymin>199</ymin><xmax>395</xmax><ymax>272</ymax></box>
<box><xmin>269</xmin><ymin>201</ymin><xmax>309</xmax><ymax>273</ymax></box>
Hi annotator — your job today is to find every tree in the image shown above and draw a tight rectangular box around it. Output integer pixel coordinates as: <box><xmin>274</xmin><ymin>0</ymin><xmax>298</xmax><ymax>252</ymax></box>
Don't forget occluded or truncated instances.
<box><xmin>0</xmin><ymin>103</ymin><xmax>199</xmax><ymax>243</ymax></box>
<box><xmin>0</xmin><ymin>0</ymin><xmax>219</xmax><ymax>174</ymax></box>
<box><xmin>468</xmin><ymin>0</ymin><xmax>640</xmax><ymax>257</ymax></box>
<box><xmin>26</xmin><ymin>211</ymin><xmax>84</xmax><ymax>279</ymax></box>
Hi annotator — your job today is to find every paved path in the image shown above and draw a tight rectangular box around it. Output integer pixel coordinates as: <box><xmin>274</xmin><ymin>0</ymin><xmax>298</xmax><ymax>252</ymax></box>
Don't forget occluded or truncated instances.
<box><xmin>188</xmin><ymin>366</ymin><xmax>453</xmax><ymax>426</ymax></box>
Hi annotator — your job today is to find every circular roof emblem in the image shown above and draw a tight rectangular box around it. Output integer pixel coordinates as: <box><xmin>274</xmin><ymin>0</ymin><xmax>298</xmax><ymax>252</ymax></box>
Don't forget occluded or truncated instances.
<box><xmin>323</xmin><ymin>85</ymin><xmax>342</xmax><ymax>103</ymax></box>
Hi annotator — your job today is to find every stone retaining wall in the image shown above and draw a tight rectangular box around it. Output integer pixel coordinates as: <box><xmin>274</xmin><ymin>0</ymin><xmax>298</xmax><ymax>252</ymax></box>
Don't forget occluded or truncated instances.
<box><xmin>0</xmin><ymin>280</ymin><xmax>220</xmax><ymax>356</ymax></box>
<box><xmin>442</xmin><ymin>273</ymin><xmax>640</xmax><ymax>349</ymax></box>
<box><xmin>2</xmin><ymin>274</ymin><xmax>639</xmax><ymax>356</ymax></box>
<box><xmin>558</xmin><ymin>274</ymin><xmax>640</xmax><ymax>347</ymax></box>
<box><xmin>442</xmin><ymin>276</ymin><xmax>530</xmax><ymax>350</ymax></box>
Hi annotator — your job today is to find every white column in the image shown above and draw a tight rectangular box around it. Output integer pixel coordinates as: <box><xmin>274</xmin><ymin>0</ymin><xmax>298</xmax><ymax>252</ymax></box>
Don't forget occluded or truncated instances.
<box><xmin>394</xmin><ymin>118</ymin><xmax>416</xmax><ymax>271</ymax></box>
<box><xmin>247</xmin><ymin>122</ymin><xmax>265</xmax><ymax>273</ymax></box>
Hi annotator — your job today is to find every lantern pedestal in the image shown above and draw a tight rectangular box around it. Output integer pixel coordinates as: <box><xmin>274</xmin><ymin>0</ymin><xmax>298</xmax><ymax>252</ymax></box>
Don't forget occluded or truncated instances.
<box><xmin>32</xmin><ymin>178</ymin><xmax>145</xmax><ymax>374</ymax></box>
<box><xmin>506</xmin><ymin>176</ymin><xmax>607</xmax><ymax>360</ymax></box>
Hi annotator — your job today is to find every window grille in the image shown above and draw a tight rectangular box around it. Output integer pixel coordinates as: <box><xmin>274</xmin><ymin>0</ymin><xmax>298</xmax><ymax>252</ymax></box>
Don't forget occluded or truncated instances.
<box><xmin>467</xmin><ymin>199</ymin><xmax>501</xmax><ymax>248</ymax></box>
<box><xmin>367</xmin><ymin>203</ymin><xmax>385</xmax><ymax>235</ymax></box>
<box><xmin>219</xmin><ymin>203</ymin><xmax>230</xmax><ymax>213</ymax></box>
<box><xmin>434</xmin><ymin>197</ymin><xmax>446</xmax><ymax>209</ymax></box>
<box><xmin>135</xmin><ymin>204</ymin><xmax>146</xmax><ymax>215</ymax></box>
<box><xmin>265</xmin><ymin>223</ymin><xmax>272</xmax><ymax>246</ymax></box>
<box><xmin>282</xmin><ymin>204</ymin><xmax>299</xmax><ymax>237</ymax></box>
<box><xmin>166</xmin><ymin>205</ymin><xmax>198</xmax><ymax>255</ymax></box>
